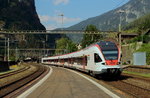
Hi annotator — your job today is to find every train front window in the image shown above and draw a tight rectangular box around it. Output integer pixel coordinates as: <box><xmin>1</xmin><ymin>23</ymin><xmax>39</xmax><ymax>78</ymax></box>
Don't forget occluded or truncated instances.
<box><xmin>102</xmin><ymin>50</ymin><xmax>118</xmax><ymax>60</ymax></box>
<box><xmin>97</xmin><ymin>41</ymin><xmax>119</xmax><ymax>60</ymax></box>
<box><xmin>94</xmin><ymin>53</ymin><xmax>102</xmax><ymax>63</ymax></box>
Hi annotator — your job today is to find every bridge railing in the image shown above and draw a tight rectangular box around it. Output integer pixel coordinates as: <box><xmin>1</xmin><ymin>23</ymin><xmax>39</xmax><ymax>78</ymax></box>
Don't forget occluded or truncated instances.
<box><xmin>0</xmin><ymin>30</ymin><xmax>121</xmax><ymax>61</ymax></box>
<box><xmin>0</xmin><ymin>30</ymin><xmax>118</xmax><ymax>34</ymax></box>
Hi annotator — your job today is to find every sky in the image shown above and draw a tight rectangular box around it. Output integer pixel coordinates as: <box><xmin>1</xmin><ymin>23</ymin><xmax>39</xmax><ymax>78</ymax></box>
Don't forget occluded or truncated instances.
<box><xmin>35</xmin><ymin>0</ymin><xmax>129</xmax><ymax>30</ymax></box>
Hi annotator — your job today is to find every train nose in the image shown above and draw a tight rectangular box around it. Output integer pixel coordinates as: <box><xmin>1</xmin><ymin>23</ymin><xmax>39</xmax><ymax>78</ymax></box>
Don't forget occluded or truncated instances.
<box><xmin>106</xmin><ymin>60</ymin><xmax>118</xmax><ymax>65</ymax></box>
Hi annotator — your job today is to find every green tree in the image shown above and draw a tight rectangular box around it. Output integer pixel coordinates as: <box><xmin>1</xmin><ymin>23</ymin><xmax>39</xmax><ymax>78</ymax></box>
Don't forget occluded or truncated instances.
<box><xmin>55</xmin><ymin>37</ymin><xmax>77</xmax><ymax>55</ymax></box>
<box><xmin>124</xmin><ymin>13</ymin><xmax>150</xmax><ymax>34</ymax></box>
<box><xmin>81</xmin><ymin>25</ymin><xmax>102</xmax><ymax>48</ymax></box>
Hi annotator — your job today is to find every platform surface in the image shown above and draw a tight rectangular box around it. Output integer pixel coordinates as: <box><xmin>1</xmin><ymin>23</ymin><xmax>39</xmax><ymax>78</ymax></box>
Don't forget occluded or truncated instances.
<box><xmin>27</xmin><ymin>67</ymin><xmax>112</xmax><ymax>98</ymax></box>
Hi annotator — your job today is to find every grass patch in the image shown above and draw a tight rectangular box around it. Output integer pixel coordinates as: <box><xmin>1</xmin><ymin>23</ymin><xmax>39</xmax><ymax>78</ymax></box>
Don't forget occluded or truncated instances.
<box><xmin>0</xmin><ymin>65</ymin><xmax>22</xmax><ymax>75</ymax></box>
<box><xmin>123</xmin><ymin>71</ymin><xmax>150</xmax><ymax>78</ymax></box>
<box><xmin>0</xmin><ymin>69</ymin><xmax>14</xmax><ymax>75</ymax></box>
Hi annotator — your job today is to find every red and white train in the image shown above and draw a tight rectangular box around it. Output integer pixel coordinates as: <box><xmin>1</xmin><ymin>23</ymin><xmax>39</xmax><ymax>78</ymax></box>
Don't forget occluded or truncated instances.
<box><xmin>42</xmin><ymin>41</ymin><xmax>122</xmax><ymax>77</ymax></box>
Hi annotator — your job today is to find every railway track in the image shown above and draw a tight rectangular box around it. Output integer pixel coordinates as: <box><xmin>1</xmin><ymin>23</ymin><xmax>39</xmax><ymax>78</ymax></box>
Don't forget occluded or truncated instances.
<box><xmin>105</xmin><ymin>79</ymin><xmax>150</xmax><ymax>98</ymax></box>
<box><xmin>73</xmin><ymin>68</ymin><xmax>150</xmax><ymax>98</ymax></box>
<box><xmin>0</xmin><ymin>64</ymin><xmax>49</xmax><ymax>98</ymax></box>
<box><xmin>122</xmin><ymin>73</ymin><xmax>150</xmax><ymax>82</ymax></box>
<box><xmin>99</xmin><ymin>73</ymin><xmax>150</xmax><ymax>98</ymax></box>
<box><xmin>0</xmin><ymin>66</ymin><xmax>30</xmax><ymax>79</ymax></box>
<box><xmin>124</xmin><ymin>66</ymin><xmax>150</xmax><ymax>74</ymax></box>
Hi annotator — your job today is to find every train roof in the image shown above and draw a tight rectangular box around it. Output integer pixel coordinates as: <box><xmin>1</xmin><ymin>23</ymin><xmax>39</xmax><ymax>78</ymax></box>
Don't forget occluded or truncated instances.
<box><xmin>96</xmin><ymin>41</ymin><xmax>118</xmax><ymax>50</ymax></box>
<box><xmin>43</xmin><ymin>41</ymin><xmax>118</xmax><ymax>59</ymax></box>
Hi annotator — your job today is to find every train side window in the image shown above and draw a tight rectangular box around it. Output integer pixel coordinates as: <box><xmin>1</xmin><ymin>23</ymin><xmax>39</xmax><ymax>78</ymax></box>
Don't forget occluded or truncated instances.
<box><xmin>94</xmin><ymin>53</ymin><xmax>102</xmax><ymax>63</ymax></box>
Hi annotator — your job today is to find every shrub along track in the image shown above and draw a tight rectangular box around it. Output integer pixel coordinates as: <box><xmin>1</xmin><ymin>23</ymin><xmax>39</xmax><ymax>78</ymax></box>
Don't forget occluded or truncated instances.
<box><xmin>0</xmin><ymin>63</ymin><xmax>49</xmax><ymax>98</ymax></box>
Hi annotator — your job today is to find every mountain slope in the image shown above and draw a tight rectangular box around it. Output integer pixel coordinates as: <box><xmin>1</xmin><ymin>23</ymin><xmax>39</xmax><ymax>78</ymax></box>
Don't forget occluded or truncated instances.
<box><xmin>124</xmin><ymin>13</ymin><xmax>150</xmax><ymax>33</ymax></box>
<box><xmin>0</xmin><ymin>0</ymin><xmax>63</xmax><ymax>50</ymax></box>
<box><xmin>0</xmin><ymin>0</ymin><xmax>45</xmax><ymax>30</ymax></box>
<box><xmin>67</xmin><ymin>0</ymin><xmax>150</xmax><ymax>31</ymax></box>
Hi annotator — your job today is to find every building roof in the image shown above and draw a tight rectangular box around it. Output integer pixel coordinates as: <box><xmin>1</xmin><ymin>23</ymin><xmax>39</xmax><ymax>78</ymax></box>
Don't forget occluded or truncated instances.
<box><xmin>121</xmin><ymin>33</ymin><xmax>138</xmax><ymax>38</ymax></box>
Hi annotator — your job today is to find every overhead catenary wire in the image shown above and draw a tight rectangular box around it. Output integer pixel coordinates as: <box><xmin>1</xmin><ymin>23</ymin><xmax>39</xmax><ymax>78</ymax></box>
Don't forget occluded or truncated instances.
<box><xmin>108</xmin><ymin>0</ymin><xmax>141</xmax><ymax>30</ymax></box>
<box><xmin>111</xmin><ymin>0</ymin><xmax>128</xmax><ymax>10</ymax></box>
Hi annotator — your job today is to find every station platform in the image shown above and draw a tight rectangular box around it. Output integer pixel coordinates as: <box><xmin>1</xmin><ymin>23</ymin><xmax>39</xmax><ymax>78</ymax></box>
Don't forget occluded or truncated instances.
<box><xmin>19</xmin><ymin>66</ymin><xmax>119</xmax><ymax>98</ymax></box>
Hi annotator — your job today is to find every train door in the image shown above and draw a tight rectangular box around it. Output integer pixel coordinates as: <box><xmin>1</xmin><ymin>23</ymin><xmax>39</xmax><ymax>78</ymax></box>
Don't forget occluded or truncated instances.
<box><xmin>87</xmin><ymin>52</ymin><xmax>95</xmax><ymax>70</ymax></box>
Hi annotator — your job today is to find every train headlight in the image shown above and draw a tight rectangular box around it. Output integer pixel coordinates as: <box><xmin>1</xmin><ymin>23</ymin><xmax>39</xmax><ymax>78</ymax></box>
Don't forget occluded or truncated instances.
<box><xmin>118</xmin><ymin>62</ymin><xmax>121</xmax><ymax>65</ymax></box>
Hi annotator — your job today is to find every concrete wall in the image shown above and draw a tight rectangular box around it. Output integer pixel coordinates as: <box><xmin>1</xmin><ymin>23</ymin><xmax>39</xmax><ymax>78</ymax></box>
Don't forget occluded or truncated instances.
<box><xmin>121</xmin><ymin>42</ymin><xmax>142</xmax><ymax>65</ymax></box>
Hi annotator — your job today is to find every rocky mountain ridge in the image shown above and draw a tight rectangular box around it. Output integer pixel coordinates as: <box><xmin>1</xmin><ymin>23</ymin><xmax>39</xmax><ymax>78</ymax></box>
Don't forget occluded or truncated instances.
<box><xmin>0</xmin><ymin>0</ymin><xmax>45</xmax><ymax>30</ymax></box>
<box><xmin>67</xmin><ymin>0</ymin><xmax>150</xmax><ymax>31</ymax></box>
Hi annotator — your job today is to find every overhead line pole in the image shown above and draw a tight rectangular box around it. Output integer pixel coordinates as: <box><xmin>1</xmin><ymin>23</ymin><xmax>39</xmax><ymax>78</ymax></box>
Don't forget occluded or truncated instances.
<box><xmin>59</xmin><ymin>14</ymin><xmax>64</xmax><ymax>31</ymax></box>
<box><xmin>4</xmin><ymin>37</ymin><xmax>7</xmax><ymax>61</ymax></box>
<box><xmin>7</xmin><ymin>38</ymin><xmax>9</xmax><ymax>61</ymax></box>
<box><xmin>118</xmin><ymin>10</ymin><xmax>125</xmax><ymax>51</ymax></box>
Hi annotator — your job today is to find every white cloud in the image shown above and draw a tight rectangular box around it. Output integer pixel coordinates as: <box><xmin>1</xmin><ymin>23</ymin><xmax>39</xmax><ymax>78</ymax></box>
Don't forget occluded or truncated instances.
<box><xmin>39</xmin><ymin>15</ymin><xmax>50</xmax><ymax>22</ymax></box>
<box><xmin>63</xmin><ymin>17</ymin><xmax>81</xmax><ymax>23</ymax></box>
<box><xmin>49</xmin><ymin>16</ymin><xmax>81</xmax><ymax>24</ymax></box>
<box><xmin>39</xmin><ymin>15</ymin><xmax>81</xmax><ymax>24</ymax></box>
<box><xmin>53</xmin><ymin>0</ymin><xmax>69</xmax><ymax>5</ymax></box>
<box><xmin>38</xmin><ymin>15</ymin><xmax>81</xmax><ymax>30</ymax></box>
<box><xmin>46</xmin><ymin>24</ymin><xmax>57</xmax><ymax>30</ymax></box>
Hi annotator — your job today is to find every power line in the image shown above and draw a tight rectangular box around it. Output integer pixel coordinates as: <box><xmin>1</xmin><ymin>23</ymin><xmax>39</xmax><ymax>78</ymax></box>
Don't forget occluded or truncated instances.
<box><xmin>111</xmin><ymin>0</ymin><xmax>128</xmax><ymax>10</ymax></box>
<box><xmin>126</xmin><ymin>0</ymin><xmax>141</xmax><ymax>10</ymax></box>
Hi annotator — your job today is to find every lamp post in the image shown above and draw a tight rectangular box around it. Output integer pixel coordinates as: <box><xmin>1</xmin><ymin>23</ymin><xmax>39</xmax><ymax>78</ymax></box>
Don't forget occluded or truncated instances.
<box><xmin>42</xmin><ymin>41</ymin><xmax>45</xmax><ymax>57</ymax></box>
<box><xmin>15</xmin><ymin>47</ymin><xmax>18</xmax><ymax>62</ymax></box>
<box><xmin>7</xmin><ymin>38</ymin><xmax>9</xmax><ymax>61</ymax></box>
<box><xmin>59</xmin><ymin>14</ymin><xmax>64</xmax><ymax>31</ymax></box>
<box><xmin>118</xmin><ymin>10</ymin><xmax>125</xmax><ymax>51</ymax></box>
<box><xmin>118</xmin><ymin>10</ymin><xmax>125</xmax><ymax>32</ymax></box>
<box><xmin>4</xmin><ymin>37</ymin><xmax>7</xmax><ymax>61</ymax></box>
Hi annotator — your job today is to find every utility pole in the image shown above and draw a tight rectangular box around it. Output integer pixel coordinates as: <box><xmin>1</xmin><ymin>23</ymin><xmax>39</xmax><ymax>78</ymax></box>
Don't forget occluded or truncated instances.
<box><xmin>4</xmin><ymin>37</ymin><xmax>7</xmax><ymax>61</ymax></box>
<box><xmin>23</xmin><ymin>35</ymin><xmax>25</xmax><ymax>40</ymax></box>
<box><xmin>7</xmin><ymin>38</ymin><xmax>9</xmax><ymax>61</ymax></box>
<box><xmin>45</xmin><ymin>34</ymin><xmax>48</xmax><ymax>54</ymax></box>
<box><xmin>47</xmin><ymin>49</ymin><xmax>48</xmax><ymax>56</ymax></box>
<box><xmin>15</xmin><ymin>47</ymin><xmax>18</xmax><ymax>62</ymax></box>
<box><xmin>46</xmin><ymin>34</ymin><xmax>48</xmax><ymax>42</ymax></box>
<box><xmin>118</xmin><ymin>10</ymin><xmax>125</xmax><ymax>32</ymax></box>
<box><xmin>118</xmin><ymin>10</ymin><xmax>125</xmax><ymax>50</ymax></box>
<box><xmin>119</xmin><ymin>32</ymin><xmax>122</xmax><ymax>49</ymax></box>
<box><xmin>42</xmin><ymin>41</ymin><xmax>45</xmax><ymax>57</ymax></box>
<box><xmin>59</xmin><ymin>14</ymin><xmax>64</xmax><ymax>31</ymax></box>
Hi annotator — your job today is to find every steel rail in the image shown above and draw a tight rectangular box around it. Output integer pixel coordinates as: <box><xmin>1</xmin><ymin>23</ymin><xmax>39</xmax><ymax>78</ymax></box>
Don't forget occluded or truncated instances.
<box><xmin>0</xmin><ymin>64</ymin><xmax>47</xmax><ymax>97</ymax></box>
<box><xmin>0</xmin><ymin>66</ymin><xmax>30</xmax><ymax>79</ymax></box>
